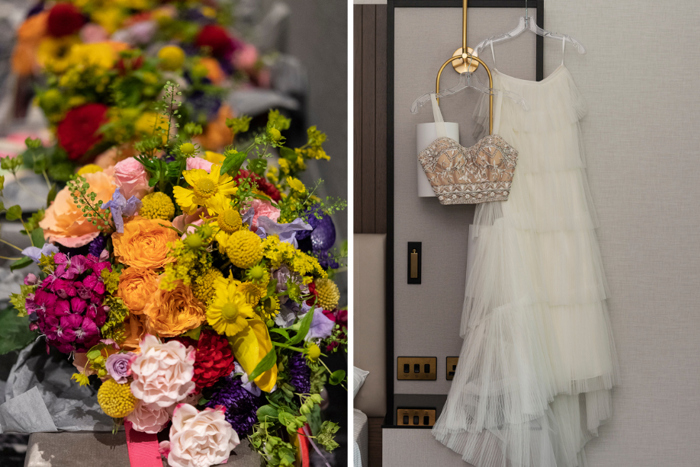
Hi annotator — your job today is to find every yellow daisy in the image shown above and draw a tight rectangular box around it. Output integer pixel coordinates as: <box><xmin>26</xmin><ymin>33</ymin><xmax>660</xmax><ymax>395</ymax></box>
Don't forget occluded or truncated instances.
<box><xmin>206</xmin><ymin>280</ymin><xmax>255</xmax><ymax>337</ymax></box>
<box><xmin>173</xmin><ymin>164</ymin><xmax>237</xmax><ymax>215</ymax></box>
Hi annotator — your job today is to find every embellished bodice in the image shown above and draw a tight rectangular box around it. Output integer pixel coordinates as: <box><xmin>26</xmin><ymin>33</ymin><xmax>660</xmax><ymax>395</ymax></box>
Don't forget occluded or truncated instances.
<box><xmin>418</xmin><ymin>134</ymin><xmax>518</xmax><ymax>205</ymax></box>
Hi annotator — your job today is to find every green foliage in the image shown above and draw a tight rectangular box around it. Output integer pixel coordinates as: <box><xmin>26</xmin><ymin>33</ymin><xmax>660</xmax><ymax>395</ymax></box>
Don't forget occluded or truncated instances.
<box><xmin>0</xmin><ymin>306</ymin><xmax>37</xmax><ymax>355</ymax></box>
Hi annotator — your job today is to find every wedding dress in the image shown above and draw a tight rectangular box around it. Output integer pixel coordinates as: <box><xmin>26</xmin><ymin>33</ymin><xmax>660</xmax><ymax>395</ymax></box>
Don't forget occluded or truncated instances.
<box><xmin>429</xmin><ymin>40</ymin><xmax>619</xmax><ymax>467</ymax></box>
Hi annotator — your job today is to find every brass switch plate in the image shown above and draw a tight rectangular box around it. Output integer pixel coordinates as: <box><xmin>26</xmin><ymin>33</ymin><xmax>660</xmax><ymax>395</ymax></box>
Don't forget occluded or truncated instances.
<box><xmin>397</xmin><ymin>408</ymin><xmax>436</xmax><ymax>427</ymax></box>
<box><xmin>446</xmin><ymin>357</ymin><xmax>459</xmax><ymax>380</ymax></box>
<box><xmin>397</xmin><ymin>357</ymin><xmax>437</xmax><ymax>380</ymax></box>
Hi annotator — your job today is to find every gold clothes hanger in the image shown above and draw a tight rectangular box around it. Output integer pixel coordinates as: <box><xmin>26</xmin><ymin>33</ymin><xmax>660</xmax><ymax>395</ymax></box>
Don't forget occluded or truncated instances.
<box><xmin>435</xmin><ymin>0</ymin><xmax>493</xmax><ymax>135</ymax></box>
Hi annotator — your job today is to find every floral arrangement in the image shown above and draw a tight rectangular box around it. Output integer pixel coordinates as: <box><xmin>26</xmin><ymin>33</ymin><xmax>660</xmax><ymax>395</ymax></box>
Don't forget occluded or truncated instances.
<box><xmin>1</xmin><ymin>82</ymin><xmax>347</xmax><ymax>467</ymax></box>
<box><xmin>12</xmin><ymin>0</ymin><xmax>270</xmax><ymax>180</ymax></box>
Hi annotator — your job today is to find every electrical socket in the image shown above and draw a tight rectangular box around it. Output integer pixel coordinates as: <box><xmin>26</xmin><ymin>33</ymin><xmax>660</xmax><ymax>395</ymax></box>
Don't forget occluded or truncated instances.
<box><xmin>397</xmin><ymin>408</ymin><xmax>436</xmax><ymax>427</ymax></box>
<box><xmin>446</xmin><ymin>357</ymin><xmax>459</xmax><ymax>380</ymax></box>
<box><xmin>397</xmin><ymin>357</ymin><xmax>437</xmax><ymax>380</ymax></box>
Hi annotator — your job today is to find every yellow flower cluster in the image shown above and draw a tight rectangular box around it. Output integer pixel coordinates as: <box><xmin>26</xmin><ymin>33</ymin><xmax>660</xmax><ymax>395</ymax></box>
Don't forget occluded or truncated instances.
<box><xmin>161</xmin><ymin>231</ymin><xmax>214</xmax><ymax>291</ymax></box>
<box><xmin>191</xmin><ymin>268</ymin><xmax>224</xmax><ymax>305</ymax></box>
<box><xmin>262</xmin><ymin>235</ymin><xmax>327</xmax><ymax>279</ymax></box>
<box><xmin>97</xmin><ymin>379</ymin><xmax>137</xmax><ymax>418</ymax></box>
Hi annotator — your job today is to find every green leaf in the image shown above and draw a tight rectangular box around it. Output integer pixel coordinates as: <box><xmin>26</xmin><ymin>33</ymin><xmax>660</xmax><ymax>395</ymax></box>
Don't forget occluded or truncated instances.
<box><xmin>279</xmin><ymin>448</ymin><xmax>296</xmax><ymax>465</ymax></box>
<box><xmin>288</xmin><ymin>307</ymin><xmax>315</xmax><ymax>345</ymax></box>
<box><xmin>256</xmin><ymin>404</ymin><xmax>279</xmax><ymax>421</ymax></box>
<box><xmin>279</xmin><ymin>147</ymin><xmax>297</xmax><ymax>161</ymax></box>
<box><xmin>183</xmin><ymin>326</ymin><xmax>202</xmax><ymax>341</ymax></box>
<box><xmin>248</xmin><ymin>348</ymin><xmax>277</xmax><ymax>381</ymax></box>
<box><xmin>10</xmin><ymin>257</ymin><xmax>33</xmax><ymax>272</ymax></box>
<box><xmin>277</xmin><ymin>411</ymin><xmax>295</xmax><ymax>427</ymax></box>
<box><xmin>6</xmin><ymin>205</ymin><xmax>22</xmax><ymax>221</ymax></box>
<box><xmin>219</xmin><ymin>150</ymin><xmax>248</xmax><ymax>176</ymax></box>
<box><xmin>329</xmin><ymin>369</ymin><xmax>346</xmax><ymax>385</ymax></box>
<box><xmin>86</xmin><ymin>349</ymin><xmax>102</xmax><ymax>360</ymax></box>
<box><xmin>269</xmin><ymin>328</ymin><xmax>290</xmax><ymax>341</ymax></box>
<box><xmin>0</xmin><ymin>306</ymin><xmax>37</xmax><ymax>354</ymax></box>
<box><xmin>247</xmin><ymin>157</ymin><xmax>267</xmax><ymax>176</ymax></box>
<box><xmin>31</xmin><ymin>228</ymin><xmax>45</xmax><ymax>248</ymax></box>
<box><xmin>46</xmin><ymin>184</ymin><xmax>57</xmax><ymax>205</ymax></box>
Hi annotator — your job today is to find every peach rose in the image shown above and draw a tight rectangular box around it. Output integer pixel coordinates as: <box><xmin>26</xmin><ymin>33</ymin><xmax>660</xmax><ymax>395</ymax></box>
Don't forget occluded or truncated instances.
<box><xmin>117</xmin><ymin>268</ymin><xmax>160</xmax><ymax>314</ymax></box>
<box><xmin>143</xmin><ymin>279</ymin><xmax>206</xmax><ymax>337</ymax></box>
<box><xmin>39</xmin><ymin>170</ymin><xmax>116</xmax><ymax>247</ymax></box>
<box><xmin>165</xmin><ymin>404</ymin><xmax>239</xmax><ymax>467</ymax></box>
<box><xmin>248</xmin><ymin>199</ymin><xmax>280</xmax><ymax>231</ymax></box>
<box><xmin>199</xmin><ymin>57</ymin><xmax>225</xmax><ymax>85</ymax></box>
<box><xmin>130</xmin><ymin>335</ymin><xmax>195</xmax><ymax>408</ymax></box>
<box><xmin>114</xmin><ymin>157</ymin><xmax>152</xmax><ymax>199</ymax></box>
<box><xmin>112</xmin><ymin>217</ymin><xmax>178</xmax><ymax>269</ymax></box>
<box><xmin>127</xmin><ymin>400</ymin><xmax>170</xmax><ymax>434</ymax></box>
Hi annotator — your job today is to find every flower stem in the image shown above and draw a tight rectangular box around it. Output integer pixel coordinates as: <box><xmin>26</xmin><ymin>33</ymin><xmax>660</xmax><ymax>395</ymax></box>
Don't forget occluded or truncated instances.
<box><xmin>0</xmin><ymin>255</ymin><xmax>21</xmax><ymax>260</ymax></box>
<box><xmin>0</xmin><ymin>238</ymin><xmax>24</xmax><ymax>252</ymax></box>
<box><xmin>272</xmin><ymin>342</ymin><xmax>305</xmax><ymax>352</ymax></box>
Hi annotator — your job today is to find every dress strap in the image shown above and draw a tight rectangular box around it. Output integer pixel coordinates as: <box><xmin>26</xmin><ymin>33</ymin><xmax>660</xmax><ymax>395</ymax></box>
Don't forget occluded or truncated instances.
<box><xmin>430</xmin><ymin>93</ymin><xmax>447</xmax><ymax>138</ymax></box>
<box><xmin>561</xmin><ymin>36</ymin><xmax>566</xmax><ymax>65</ymax></box>
<box><xmin>490</xmin><ymin>41</ymin><xmax>497</xmax><ymax>68</ymax></box>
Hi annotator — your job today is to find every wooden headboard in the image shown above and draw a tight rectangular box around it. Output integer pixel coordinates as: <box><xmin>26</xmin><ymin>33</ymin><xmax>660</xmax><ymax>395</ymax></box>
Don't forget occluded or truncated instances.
<box><xmin>353</xmin><ymin>234</ymin><xmax>387</xmax><ymax>418</ymax></box>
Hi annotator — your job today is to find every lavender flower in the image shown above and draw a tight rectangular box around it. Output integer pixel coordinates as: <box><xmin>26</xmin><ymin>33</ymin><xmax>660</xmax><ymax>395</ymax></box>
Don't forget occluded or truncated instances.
<box><xmin>106</xmin><ymin>353</ymin><xmax>134</xmax><ymax>384</ymax></box>
<box><xmin>254</xmin><ymin>216</ymin><xmax>312</xmax><ymax>248</ymax></box>
<box><xmin>288</xmin><ymin>352</ymin><xmax>311</xmax><ymax>394</ymax></box>
<box><xmin>205</xmin><ymin>377</ymin><xmax>264</xmax><ymax>437</ymax></box>
<box><xmin>22</xmin><ymin>243</ymin><xmax>59</xmax><ymax>263</ymax></box>
<box><xmin>305</xmin><ymin>308</ymin><xmax>335</xmax><ymax>341</ymax></box>
<box><xmin>101</xmin><ymin>187</ymin><xmax>142</xmax><ymax>233</ymax></box>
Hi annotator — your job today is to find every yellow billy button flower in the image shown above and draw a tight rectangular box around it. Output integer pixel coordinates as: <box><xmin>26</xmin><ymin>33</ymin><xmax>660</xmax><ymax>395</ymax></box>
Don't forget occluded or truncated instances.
<box><xmin>207</xmin><ymin>280</ymin><xmax>255</xmax><ymax>337</ymax></box>
<box><xmin>173</xmin><ymin>164</ymin><xmax>237</xmax><ymax>215</ymax></box>
<box><xmin>287</xmin><ymin>177</ymin><xmax>306</xmax><ymax>194</ymax></box>
<box><xmin>226</xmin><ymin>230</ymin><xmax>263</xmax><ymax>269</ymax></box>
<box><xmin>97</xmin><ymin>379</ymin><xmax>137</xmax><ymax>418</ymax></box>
<box><xmin>140</xmin><ymin>192</ymin><xmax>176</xmax><ymax>220</ymax></box>
<box><xmin>158</xmin><ymin>45</ymin><xmax>185</xmax><ymax>71</ymax></box>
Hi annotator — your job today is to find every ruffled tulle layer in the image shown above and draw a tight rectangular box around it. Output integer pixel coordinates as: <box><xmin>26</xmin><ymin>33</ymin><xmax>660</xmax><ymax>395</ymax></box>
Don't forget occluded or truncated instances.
<box><xmin>434</xmin><ymin>66</ymin><xmax>618</xmax><ymax>467</ymax></box>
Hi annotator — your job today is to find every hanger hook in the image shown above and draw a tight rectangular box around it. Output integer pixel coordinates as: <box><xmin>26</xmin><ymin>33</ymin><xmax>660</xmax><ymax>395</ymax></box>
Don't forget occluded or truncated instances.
<box><xmin>525</xmin><ymin>0</ymin><xmax>528</xmax><ymax>21</ymax></box>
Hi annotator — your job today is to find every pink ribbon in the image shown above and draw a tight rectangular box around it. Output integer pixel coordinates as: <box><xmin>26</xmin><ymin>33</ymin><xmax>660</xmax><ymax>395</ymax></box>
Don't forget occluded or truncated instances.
<box><xmin>125</xmin><ymin>420</ymin><xmax>163</xmax><ymax>467</ymax></box>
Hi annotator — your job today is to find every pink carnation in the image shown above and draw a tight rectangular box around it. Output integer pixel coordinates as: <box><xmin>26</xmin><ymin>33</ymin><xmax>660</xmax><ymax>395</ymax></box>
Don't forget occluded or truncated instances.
<box><xmin>127</xmin><ymin>401</ymin><xmax>171</xmax><ymax>434</ymax></box>
<box><xmin>186</xmin><ymin>157</ymin><xmax>214</xmax><ymax>173</ymax></box>
<box><xmin>248</xmin><ymin>199</ymin><xmax>280</xmax><ymax>232</ymax></box>
<box><xmin>114</xmin><ymin>157</ymin><xmax>152</xmax><ymax>199</ymax></box>
<box><xmin>80</xmin><ymin>23</ymin><xmax>109</xmax><ymax>43</ymax></box>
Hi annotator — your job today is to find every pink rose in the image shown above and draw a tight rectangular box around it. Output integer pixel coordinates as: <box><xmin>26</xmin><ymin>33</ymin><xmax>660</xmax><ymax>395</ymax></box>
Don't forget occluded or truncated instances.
<box><xmin>233</xmin><ymin>43</ymin><xmax>258</xmax><ymax>72</ymax></box>
<box><xmin>130</xmin><ymin>335</ymin><xmax>196</xmax><ymax>408</ymax></box>
<box><xmin>248</xmin><ymin>199</ymin><xmax>280</xmax><ymax>232</ymax></box>
<box><xmin>166</xmin><ymin>404</ymin><xmax>239</xmax><ymax>467</ymax></box>
<box><xmin>114</xmin><ymin>157</ymin><xmax>152</xmax><ymax>199</ymax></box>
<box><xmin>172</xmin><ymin>208</ymin><xmax>207</xmax><ymax>239</ymax></box>
<box><xmin>127</xmin><ymin>401</ymin><xmax>171</xmax><ymax>434</ymax></box>
<box><xmin>186</xmin><ymin>157</ymin><xmax>213</xmax><ymax>173</ymax></box>
<box><xmin>80</xmin><ymin>23</ymin><xmax>109</xmax><ymax>43</ymax></box>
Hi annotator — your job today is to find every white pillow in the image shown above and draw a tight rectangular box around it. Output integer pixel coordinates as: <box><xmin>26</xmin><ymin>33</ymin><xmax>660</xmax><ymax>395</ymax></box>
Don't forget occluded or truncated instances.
<box><xmin>353</xmin><ymin>366</ymin><xmax>370</xmax><ymax>398</ymax></box>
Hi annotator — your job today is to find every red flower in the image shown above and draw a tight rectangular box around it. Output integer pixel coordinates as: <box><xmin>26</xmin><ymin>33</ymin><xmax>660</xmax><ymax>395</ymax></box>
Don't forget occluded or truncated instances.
<box><xmin>234</xmin><ymin>169</ymin><xmax>281</xmax><ymax>201</ymax></box>
<box><xmin>195</xmin><ymin>24</ymin><xmax>238</xmax><ymax>59</ymax></box>
<box><xmin>47</xmin><ymin>3</ymin><xmax>85</xmax><ymax>38</ymax></box>
<box><xmin>191</xmin><ymin>330</ymin><xmax>236</xmax><ymax>392</ymax></box>
<box><xmin>116</xmin><ymin>55</ymin><xmax>144</xmax><ymax>76</ymax></box>
<box><xmin>56</xmin><ymin>104</ymin><xmax>109</xmax><ymax>161</ymax></box>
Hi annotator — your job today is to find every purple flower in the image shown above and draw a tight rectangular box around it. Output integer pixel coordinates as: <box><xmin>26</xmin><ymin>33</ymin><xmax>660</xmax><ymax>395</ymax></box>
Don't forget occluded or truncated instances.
<box><xmin>106</xmin><ymin>353</ymin><xmax>134</xmax><ymax>384</ymax></box>
<box><xmin>254</xmin><ymin>216</ymin><xmax>312</xmax><ymax>248</ymax></box>
<box><xmin>101</xmin><ymin>187</ymin><xmax>142</xmax><ymax>233</ymax></box>
<box><xmin>305</xmin><ymin>308</ymin><xmax>335</xmax><ymax>341</ymax></box>
<box><xmin>288</xmin><ymin>352</ymin><xmax>311</xmax><ymax>394</ymax></box>
<box><xmin>204</xmin><ymin>377</ymin><xmax>265</xmax><ymax>437</ymax></box>
<box><xmin>22</xmin><ymin>243</ymin><xmax>59</xmax><ymax>263</ymax></box>
<box><xmin>88</xmin><ymin>235</ymin><xmax>107</xmax><ymax>258</ymax></box>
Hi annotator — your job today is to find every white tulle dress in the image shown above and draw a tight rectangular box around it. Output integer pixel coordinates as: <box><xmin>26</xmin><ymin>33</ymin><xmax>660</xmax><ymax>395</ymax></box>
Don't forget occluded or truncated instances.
<box><xmin>431</xmin><ymin>49</ymin><xmax>619</xmax><ymax>467</ymax></box>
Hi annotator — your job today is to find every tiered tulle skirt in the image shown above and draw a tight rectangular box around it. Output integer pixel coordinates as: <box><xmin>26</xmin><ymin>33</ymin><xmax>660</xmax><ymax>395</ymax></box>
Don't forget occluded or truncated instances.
<box><xmin>432</xmin><ymin>65</ymin><xmax>619</xmax><ymax>467</ymax></box>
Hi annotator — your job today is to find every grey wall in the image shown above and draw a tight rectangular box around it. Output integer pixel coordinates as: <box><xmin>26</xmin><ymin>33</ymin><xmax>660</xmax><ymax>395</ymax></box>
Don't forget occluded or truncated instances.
<box><xmin>545</xmin><ymin>1</ymin><xmax>700</xmax><ymax>466</ymax></box>
<box><xmin>393</xmin><ymin>7</ymin><xmax>537</xmax><ymax>395</ymax></box>
<box><xmin>392</xmin><ymin>1</ymin><xmax>700</xmax><ymax>466</ymax></box>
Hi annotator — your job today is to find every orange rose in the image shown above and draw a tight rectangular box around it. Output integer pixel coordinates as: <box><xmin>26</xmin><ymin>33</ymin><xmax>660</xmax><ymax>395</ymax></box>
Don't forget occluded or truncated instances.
<box><xmin>196</xmin><ymin>104</ymin><xmax>234</xmax><ymax>151</ymax></box>
<box><xmin>12</xmin><ymin>12</ymin><xmax>48</xmax><ymax>76</ymax></box>
<box><xmin>39</xmin><ymin>170</ymin><xmax>116</xmax><ymax>248</ymax></box>
<box><xmin>112</xmin><ymin>217</ymin><xmax>178</xmax><ymax>269</ymax></box>
<box><xmin>199</xmin><ymin>57</ymin><xmax>225</xmax><ymax>85</ymax></box>
<box><xmin>121</xmin><ymin>313</ymin><xmax>147</xmax><ymax>352</ymax></box>
<box><xmin>143</xmin><ymin>279</ymin><xmax>206</xmax><ymax>337</ymax></box>
<box><xmin>117</xmin><ymin>268</ymin><xmax>160</xmax><ymax>315</ymax></box>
